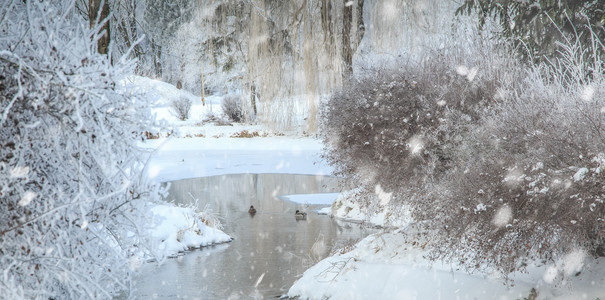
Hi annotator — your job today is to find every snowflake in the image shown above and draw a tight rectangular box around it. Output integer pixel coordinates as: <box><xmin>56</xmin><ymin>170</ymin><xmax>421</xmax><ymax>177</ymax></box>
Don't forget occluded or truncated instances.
<box><xmin>573</xmin><ymin>168</ymin><xmax>589</xmax><ymax>182</ymax></box>
<box><xmin>492</xmin><ymin>205</ymin><xmax>512</xmax><ymax>228</ymax></box>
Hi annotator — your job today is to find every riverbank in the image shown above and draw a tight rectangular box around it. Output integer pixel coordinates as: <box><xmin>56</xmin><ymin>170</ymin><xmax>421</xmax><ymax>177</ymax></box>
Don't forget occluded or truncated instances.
<box><xmin>287</xmin><ymin>228</ymin><xmax>605</xmax><ymax>300</ymax></box>
<box><xmin>288</xmin><ymin>189</ymin><xmax>605</xmax><ymax>299</ymax></box>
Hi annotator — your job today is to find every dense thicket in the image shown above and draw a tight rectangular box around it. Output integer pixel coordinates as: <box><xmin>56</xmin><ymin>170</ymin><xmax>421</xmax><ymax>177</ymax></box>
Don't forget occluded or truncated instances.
<box><xmin>1</xmin><ymin>2</ymin><xmax>159</xmax><ymax>298</ymax></box>
<box><xmin>321</xmin><ymin>32</ymin><xmax>605</xmax><ymax>275</ymax></box>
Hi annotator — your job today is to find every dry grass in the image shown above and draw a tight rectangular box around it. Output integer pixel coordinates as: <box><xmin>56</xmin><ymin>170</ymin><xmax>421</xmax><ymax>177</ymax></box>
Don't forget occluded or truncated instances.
<box><xmin>144</xmin><ymin>131</ymin><xmax>160</xmax><ymax>140</ymax></box>
<box><xmin>230</xmin><ymin>130</ymin><xmax>267</xmax><ymax>138</ymax></box>
<box><xmin>331</xmin><ymin>238</ymin><xmax>360</xmax><ymax>256</ymax></box>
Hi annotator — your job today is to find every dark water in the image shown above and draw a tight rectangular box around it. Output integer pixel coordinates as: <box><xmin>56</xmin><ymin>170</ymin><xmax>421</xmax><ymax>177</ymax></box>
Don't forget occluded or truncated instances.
<box><xmin>131</xmin><ymin>174</ymin><xmax>374</xmax><ymax>299</ymax></box>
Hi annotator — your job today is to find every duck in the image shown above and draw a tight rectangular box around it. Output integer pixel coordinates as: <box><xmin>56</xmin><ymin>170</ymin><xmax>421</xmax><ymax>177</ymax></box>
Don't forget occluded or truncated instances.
<box><xmin>294</xmin><ymin>210</ymin><xmax>307</xmax><ymax>220</ymax></box>
<box><xmin>248</xmin><ymin>205</ymin><xmax>257</xmax><ymax>215</ymax></box>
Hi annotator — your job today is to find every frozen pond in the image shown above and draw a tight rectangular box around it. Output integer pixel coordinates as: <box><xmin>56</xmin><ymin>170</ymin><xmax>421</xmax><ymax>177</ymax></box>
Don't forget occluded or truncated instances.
<box><xmin>131</xmin><ymin>174</ymin><xmax>376</xmax><ymax>299</ymax></box>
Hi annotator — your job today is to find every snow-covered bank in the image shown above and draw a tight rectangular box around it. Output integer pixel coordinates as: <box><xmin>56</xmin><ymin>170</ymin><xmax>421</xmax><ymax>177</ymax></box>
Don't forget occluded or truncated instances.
<box><xmin>289</xmin><ymin>231</ymin><xmax>529</xmax><ymax>299</ymax></box>
<box><xmin>144</xmin><ymin>203</ymin><xmax>232</xmax><ymax>260</ymax></box>
<box><xmin>329</xmin><ymin>188</ymin><xmax>409</xmax><ymax>228</ymax></box>
<box><xmin>288</xmin><ymin>230</ymin><xmax>605</xmax><ymax>300</ymax></box>
<box><xmin>128</xmin><ymin>75</ymin><xmax>282</xmax><ymax>138</ymax></box>
<box><xmin>143</xmin><ymin>136</ymin><xmax>332</xmax><ymax>182</ymax></box>
<box><xmin>290</xmin><ymin>187</ymin><xmax>605</xmax><ymax>299</ymax></box>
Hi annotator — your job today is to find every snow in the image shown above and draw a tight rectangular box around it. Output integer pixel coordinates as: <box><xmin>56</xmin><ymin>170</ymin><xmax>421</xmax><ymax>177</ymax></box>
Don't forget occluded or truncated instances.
<box><xmin>562</xmin><ymin>250</ymin><xmax>587</xmax><ymax>277</ymax></box>
<box><xmin>131</xmin><ymin>76</ymin><xmax>332</xmax><ymax>183</ymax></box>
<box><xmin>456</xmin><ymin>65</ymin><xmax>479</xmax><ymax>82</ymax></box>
<box><xmin>492</xmin><ymin>205</ymin><xmax>513</xmax><ymax>228</ymax></box>
<box><xmin>543</xmin><ymin>249</ymin><xmax>588</xmax><ymax>284</ymax></box>
<box><xmin>18</xmin><ymin>191</ymin><xmax>36</xmax><ymax>207</ymax></box>
<box><xmin>317</xmin><ymin>207</ymin><xmax>332</xmax><ymax>215</ymax></box>
<box><xmin>137</xmin><ymin>76</ymin><xmax>605</xmax><ymax>299</ymax></box>
<box><xmin>146</xmin><ymin>203</ymin><xmax>232</xmax><ymax>259</ymax></box>
<box><xmin>143</xmin><ymin>136</ymin><xmax>332</xmax><ymax>183</ymax></box>
<box><xmin>581</xmin><ymin>85</ymin><xmax>594</xmax><ymax>101</ymax></box>
<box><xmin>474</xmin><ymin>203</ymin><xmax>487</xmax><ymax>214</ymax></box>
<box><xmin>573</xmin><ymin>167</ymin><xmax>589</xmax><ymax>182</ymax></box>
<box><xmin>288</xmin><ymin>231</ymin><xmax>533</xmax><ymax>300</ymax></box>
<box><xmin>331</xmin><ymin>188</ymin><xmax>369</xmax><ymax>222</ymax></box>
<box><xmin>10</xmin><ymin>165</ymin><xmax>29</xmax><ymax>178</ymax></box>
<box><xmin>330</xmin><ymin>188</ymin><xmax>410</xmax><ymax>228</ymax></box>
<box><xmin>137</xmin><ymin>76</ymin><xmax>333</xmax><ymax>261</ymax></box>
<box><xmin>543</xmin><ymin>265</ymin><xmax>559</xmax><ymax>284</ymax></box>
<box><xmin>288</xmin><ymin>231</ymin><xmax>605</xmax><ymax>300</ymax></box>
<box><xmin>407</xmin><ymin>135</ymin><xmax>424</xmax><ymax>155</ymax></box>
<box><xmin>375</xmin><ymin>184</ymin><xmax>392</xmax><ymax>206</ymax></box>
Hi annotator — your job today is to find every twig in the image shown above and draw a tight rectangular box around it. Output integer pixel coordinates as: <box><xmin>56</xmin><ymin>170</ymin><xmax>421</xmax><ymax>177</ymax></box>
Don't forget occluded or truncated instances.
<box><xmin>315</xmin><ymin>257</ymin><xmax>356</xmax><ymax>283</ymax></box>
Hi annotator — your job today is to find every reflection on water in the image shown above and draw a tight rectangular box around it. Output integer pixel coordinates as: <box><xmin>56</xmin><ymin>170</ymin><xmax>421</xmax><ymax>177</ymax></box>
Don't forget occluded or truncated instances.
<box><xmin>131</xmin><ymin>174</ymin><xmax>375</xmax><ymax>299</ymax></box>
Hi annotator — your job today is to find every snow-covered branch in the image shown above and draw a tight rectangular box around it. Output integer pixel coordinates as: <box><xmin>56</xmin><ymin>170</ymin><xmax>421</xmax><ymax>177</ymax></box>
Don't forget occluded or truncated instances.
<box><xmin>0</xmin><ymin>1</ymin><xmax>163</xmax><ymax>298</ymax></box>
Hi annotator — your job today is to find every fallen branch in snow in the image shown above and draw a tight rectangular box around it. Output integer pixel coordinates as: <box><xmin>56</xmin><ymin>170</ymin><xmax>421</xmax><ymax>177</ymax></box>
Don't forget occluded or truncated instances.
<box><xmin>314</xmin><ymin>257</ymin><xmax>357</xmax><ymax>283</ymax></box>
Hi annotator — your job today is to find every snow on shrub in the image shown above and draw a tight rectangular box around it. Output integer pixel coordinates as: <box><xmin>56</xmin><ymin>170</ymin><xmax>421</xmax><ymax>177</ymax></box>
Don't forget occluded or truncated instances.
<box><xmin>0</xmin><ymin>2</ymin><xmax>162</xmax><ymax>298</ymax></box>
<box><xmin>320</xmin><ymin>41</ymin><xmax>509</xmax><ymax>207</ymax></box>
<box><xmin>221</xmin><ymin>93</ymin><xmax>246</xmax><ymax>122</ymax></box>
<box><xmin>170</xmin><ymin>96</ymin><xmax>192</xmax><ymax>121</ymax></box>
<box><xmin>430</xmin><ymin>49</ymin><xmax>605</xmax><ymax>274</ymax></box>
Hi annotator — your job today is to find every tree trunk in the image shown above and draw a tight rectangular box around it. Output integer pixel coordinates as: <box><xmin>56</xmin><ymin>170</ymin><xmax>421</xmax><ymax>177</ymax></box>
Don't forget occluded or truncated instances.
<box><xmin>151</xmin><ymin>41</ymin><xmax>162</xmax><ymax>77</ymax></box>
<box><xmin>250</xmin><ymin>84</ymin><xmax>258</xmax><ymax>115</ymax></box>
<box><xmin>342</xmin><ymin>1</ymin><xmax>353</xmax><ymax>78</ymax></box>
<box><xmin>89</xmin><ymin>0</ymin><xmax>111</xmax><ymax>54</ymax></box>
<box><xmin>356</xmin><ymin>0</ymin><xmax>365</xmax><ymax>46</ymax></box>
<box><xmin>342</xmin><ymin>0</ymin><xmax>365</xmax><ymax>80</ymax></box>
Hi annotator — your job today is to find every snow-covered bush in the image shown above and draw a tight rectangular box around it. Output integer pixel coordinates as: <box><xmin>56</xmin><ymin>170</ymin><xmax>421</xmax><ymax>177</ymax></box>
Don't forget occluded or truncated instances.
<box><xmin>427</xmin><ymin>43</ymin><xmax>605</xmax><ymax>274</ymax></box>
<box><xmin>222</xmin><ymin>93</ymin><xmax>246</xmax><ymax>122</ymax></box>
<box><xmin>170</xmin><ymin>96</ymin><xmax>192</xmax><ymax>121</ymax></box>
<box><xmin>321</xmin><ymin>39</ymin><xmax>513</xmax><ymax>201</ymax></box>
<box><xmin>0</xmin><ymin>2</ymin><xmax>161</xmax><ymax>298</ymax></box>
<box><xmin>324</xmin><ymin>24</ymin><xmax>605</xmax><ymax>276</ymax></box>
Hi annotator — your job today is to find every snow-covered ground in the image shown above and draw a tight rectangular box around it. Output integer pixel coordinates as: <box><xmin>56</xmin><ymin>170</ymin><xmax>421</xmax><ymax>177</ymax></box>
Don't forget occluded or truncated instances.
<box><xmin>288</xmin><ymin>229</ymin><xmax>605</xmax><ymax>300</ymax></box>
<box><xmin>137</xmin><ymin>77</ymin><xmax>605</xmax><ymax>299</ymax></box>
<box><xmin>143</xmin><ymin>136</ymin><xmax>332</xmax><ymax>183</ymax></box>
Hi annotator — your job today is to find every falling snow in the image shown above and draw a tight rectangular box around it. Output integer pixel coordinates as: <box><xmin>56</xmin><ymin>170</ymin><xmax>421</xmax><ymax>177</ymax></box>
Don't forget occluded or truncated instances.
<box><xmin>10</xmin><ymin>166</ymin><xmax>29</xmax><ymax>178</ymax></box>
<box><xmin>17</xmin><ymin>191</ymin><xmax>36</xmax><ymax>207</ymax></box>
<box><xmin>492</xmin><ymin>205</ymin><xmax>512</xmax><ymax>228</ymax></box>
<box><xmin>573</xmin><ymin>168</ymin><xmax>589</xmax><ymax>182</ymax></box>
<box><xmin>581</xmin><ymin>85</ymin><xmax>595</xmax><ymax>101</ymax></box>
<box><xmin>407</xmin><ymin>135</ymin><xmax>424</xmax><ymax>155</ymax></box>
